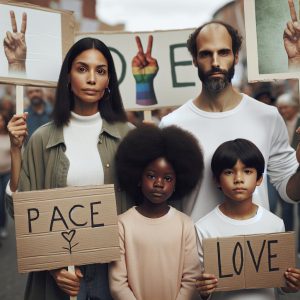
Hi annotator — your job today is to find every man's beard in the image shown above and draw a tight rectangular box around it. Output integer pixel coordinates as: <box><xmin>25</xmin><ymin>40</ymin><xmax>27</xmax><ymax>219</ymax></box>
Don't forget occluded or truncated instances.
<box><xmin>31</xmin><ymin>97</ymin><xmax>44</xmax><ymax>106</ymax></box>
<box><xmin>197</xmin><ymin>63</ymin><xmax>235</xmax><ymax>94</ymax></box>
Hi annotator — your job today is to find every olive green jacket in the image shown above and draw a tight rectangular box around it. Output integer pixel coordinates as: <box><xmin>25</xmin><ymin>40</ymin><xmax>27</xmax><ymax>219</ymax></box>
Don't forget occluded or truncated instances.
<box><xmin>6</xmin><ymin>119</ymin><xmax>134</xmax><ymax>300</ymax></box>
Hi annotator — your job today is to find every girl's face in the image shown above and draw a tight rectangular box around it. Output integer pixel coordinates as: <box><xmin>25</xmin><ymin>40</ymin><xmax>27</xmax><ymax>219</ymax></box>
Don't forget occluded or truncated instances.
<box><xmin>141</xmin><ymin>157</ymin><xmax>176</xmax><ymax>205</ymax></box>
<box><xmin>218</xmin><ymin>159</ymin><xmax>262</xmax><ymax>203</ymax></box>
<box><xmin>70</xmin><ymin>48</ymin><xmax>109</xmax><ymax>115</ymax></box>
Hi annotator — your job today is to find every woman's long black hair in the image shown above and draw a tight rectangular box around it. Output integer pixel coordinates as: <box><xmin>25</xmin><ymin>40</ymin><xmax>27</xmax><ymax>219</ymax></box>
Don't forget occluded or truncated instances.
<box><xmin>52</xmin><ymin>37</ymin><xmax>127</xmax><ymax>127</ymax></box>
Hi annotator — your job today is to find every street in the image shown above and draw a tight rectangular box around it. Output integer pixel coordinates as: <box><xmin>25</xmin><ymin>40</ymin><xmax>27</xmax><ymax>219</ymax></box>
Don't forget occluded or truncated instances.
<box><xmin>0</xmin><ymin>217</ymin><xmax>27</xmax><ymax>300</ymax></box>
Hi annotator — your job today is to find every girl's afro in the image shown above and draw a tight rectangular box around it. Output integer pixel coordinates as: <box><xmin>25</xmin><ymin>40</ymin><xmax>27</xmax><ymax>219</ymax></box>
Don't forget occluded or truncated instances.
<box><xmin>115</xmin><ymin>125</ymin><xmax>204</xmax><ymax>201</ymax></box>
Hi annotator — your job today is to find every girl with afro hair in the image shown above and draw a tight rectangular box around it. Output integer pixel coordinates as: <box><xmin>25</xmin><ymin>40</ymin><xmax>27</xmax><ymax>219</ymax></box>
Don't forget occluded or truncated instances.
<box><xmin>109</xmin><ymin>125</ymin><xmax>204</xmax><ymax>300</ymax></box>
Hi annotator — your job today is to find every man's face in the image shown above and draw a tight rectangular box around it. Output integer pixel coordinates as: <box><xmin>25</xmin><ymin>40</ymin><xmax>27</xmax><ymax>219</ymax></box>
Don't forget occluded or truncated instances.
<box><xmin>27</xmin><ymin>88</ymin><xmax>43</xmax><ymax>100</ymax></box>
<box><xmin>27</xmin><ymin>88</ymin><xmax>44</xmax><ymax>106</ymax></box>
<box><xmin>194</xmin><ymin>24</ymin><xmax>237</xmax><ymax>93</ymax></box>
<box><xmin>277</xmin><ymin>104</ymin><xmax>299</xmax><ymax>121</ymax></box>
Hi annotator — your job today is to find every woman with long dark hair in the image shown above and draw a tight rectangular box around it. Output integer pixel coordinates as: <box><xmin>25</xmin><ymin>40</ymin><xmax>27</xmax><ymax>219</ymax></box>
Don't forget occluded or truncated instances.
<box><xmin>7</xmin><ymin>37</ymin><xmax>134</xmax><ymax>300</ymax></box>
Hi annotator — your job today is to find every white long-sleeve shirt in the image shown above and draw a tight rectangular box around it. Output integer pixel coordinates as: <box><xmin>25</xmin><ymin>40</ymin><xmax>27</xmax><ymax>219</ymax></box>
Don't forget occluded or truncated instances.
<box><xmin>160</xmin><ymin>94</ymin><xmax>298</xmax><ymax>221</ymax></box>
<box><xmin>195</xmin><ymin>205</ymin><xmax>285</xmax><ymax>300</ymax></box>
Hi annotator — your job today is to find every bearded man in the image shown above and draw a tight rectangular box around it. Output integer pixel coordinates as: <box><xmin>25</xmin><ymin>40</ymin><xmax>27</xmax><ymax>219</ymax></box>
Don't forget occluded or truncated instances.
<box><xmin>25</xmin><ymin>87</ymin><xmax>52</xmax><ymax>141</ymax></box>
<box><xmin>160</xmin><ymin>21</ymin><xmax>300</xmax><ymax>221</ymax></box>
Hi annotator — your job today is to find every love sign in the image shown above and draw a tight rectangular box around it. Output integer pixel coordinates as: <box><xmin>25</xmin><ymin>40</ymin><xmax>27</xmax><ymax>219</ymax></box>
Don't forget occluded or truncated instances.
<box><xmin>13</xmin><ymin>185</ymin><xmax>120</xmax><ymax>273</ymax></box>
<box><xmin>203</xmin><ymin>232</ymin><xmax>295</xmax><ymax>291</ymax></box>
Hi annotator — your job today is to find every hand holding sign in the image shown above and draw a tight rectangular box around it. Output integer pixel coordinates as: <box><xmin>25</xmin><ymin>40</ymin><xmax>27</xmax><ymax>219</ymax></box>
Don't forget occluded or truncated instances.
<box><xmin>7</xmin><ymin>113</ymin><xmax>28</xmax><ymax>192</ymax></box>
<box><xmin>284</xmin><ymin>0</ymin><xmax>300</xmax><ymax>70</ymax></box>
<box><xmin>50</xmin><ymin>267</ymin><xmax>83</xmax><ymax>297</ymax></box>
<box><xmin>282</xmin><ymin>267</ymin><xmax>300</xmax><ymax>293</ymax></box>
<box><xmin>132</xmin><ymin>35</ymin><xmax>158</xmax><ymax>105</ymax></box>
<box><xmin>3</xmin><ymin>11</ymin><xmax>27</xmax><ymax>73</ymax></box>
<box><xmin>7</xmin><ymin>113</ymin><xmax>28</xmax><ymax>148</ymax></box>
<box><xmin>195</xmin><ymin>273</ymin><xmax>218</xmax><ymax>298</ymax></box>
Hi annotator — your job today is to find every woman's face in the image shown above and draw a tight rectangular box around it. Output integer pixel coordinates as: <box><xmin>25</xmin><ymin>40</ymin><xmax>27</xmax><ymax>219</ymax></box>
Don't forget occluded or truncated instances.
<box><xmin>70</xmin><ymin>48</ymin><xmax>109</xmax><ymax>115</ymax></box>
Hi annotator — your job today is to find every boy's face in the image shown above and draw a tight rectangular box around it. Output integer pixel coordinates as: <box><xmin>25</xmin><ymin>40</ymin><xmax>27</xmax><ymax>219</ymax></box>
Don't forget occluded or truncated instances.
<box><xmin>218</xmin><ymin>159</ymin><xmax>262</xmax><ymax>203</ymax></box>
<box><xmin>141</xmin><ymin>157</ymin><xmax>176</xmax><ymax>205</ymax></box>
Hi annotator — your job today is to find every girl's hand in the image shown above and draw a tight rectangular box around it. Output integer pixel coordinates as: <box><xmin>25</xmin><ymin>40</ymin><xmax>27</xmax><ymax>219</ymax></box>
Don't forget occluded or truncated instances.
<box><xmin>50</xmin><ymin>267</ymin><xmax>83</xmax><ymax>296</ymax></box>
<box><xmin>7</xmin><ymin>113</ymin><xmax>28</xmax><ymax>149</ymax></box>
<box><xmin>195</xmin><ymin>273</ymin><xmax>218</xmax><ymax>299</ymax></box>
<box><xmin>282</xmin><ymin>267</ymin><xmax>300</xmax><ymax>293</ymax></box>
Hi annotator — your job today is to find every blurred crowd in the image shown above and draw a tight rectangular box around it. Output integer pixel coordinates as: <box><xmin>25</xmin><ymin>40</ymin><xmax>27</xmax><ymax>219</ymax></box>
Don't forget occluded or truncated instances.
<box><xmin>0</xmin><ymin>84</ymin><xmax>54</xmax><ymax>246</ymax></box>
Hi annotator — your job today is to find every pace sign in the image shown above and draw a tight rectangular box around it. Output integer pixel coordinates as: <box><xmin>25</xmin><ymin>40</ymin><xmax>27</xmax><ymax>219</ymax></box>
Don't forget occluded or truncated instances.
<box><xmin>13</xmin><ymin>185</ymin><xmax>120</xmax><ymax>273</ymax></box>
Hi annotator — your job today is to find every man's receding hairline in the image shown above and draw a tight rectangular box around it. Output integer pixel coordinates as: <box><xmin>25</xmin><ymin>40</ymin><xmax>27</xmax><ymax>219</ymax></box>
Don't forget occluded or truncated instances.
<box><xmin>199</xmin><ymin>22</ymin><xmax>230</xmax><ymax>36</ymax></box>
<box><xmin>197</xmin><ymin>22</ymin><xmax>233</xmax><ymax>50</ymax></box>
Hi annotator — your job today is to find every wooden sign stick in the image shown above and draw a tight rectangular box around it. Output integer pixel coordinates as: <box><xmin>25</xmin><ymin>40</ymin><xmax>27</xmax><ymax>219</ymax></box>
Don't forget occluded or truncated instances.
<box><xmin>143</xmin><ymin>110</ymin><xmax>152</xmax><ymax>122</ymax></box>
<box><xmin>68</xmin><ymin>265</ymin><xmax>77</xmax><ymax>300</ymax></box>
<box><xmin>16</xmin><ymin>85</ymin><xmax>24</xmax><ymax>115</ymax></box>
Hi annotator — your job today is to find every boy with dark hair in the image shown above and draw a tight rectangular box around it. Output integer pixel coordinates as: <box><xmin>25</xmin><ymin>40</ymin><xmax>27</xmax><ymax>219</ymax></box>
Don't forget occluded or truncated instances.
<box><xmin>195</xmin><ymin>138</ymin><xmax>300</xmax><ymax>299</ymax></box>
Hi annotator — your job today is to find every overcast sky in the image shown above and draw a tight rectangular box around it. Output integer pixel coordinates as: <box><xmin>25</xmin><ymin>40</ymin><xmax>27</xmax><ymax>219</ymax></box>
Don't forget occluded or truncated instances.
<box><xmin>97</xmin><ymin>0</ymin><xmax>232</xmax><ymax>31</ymax></box>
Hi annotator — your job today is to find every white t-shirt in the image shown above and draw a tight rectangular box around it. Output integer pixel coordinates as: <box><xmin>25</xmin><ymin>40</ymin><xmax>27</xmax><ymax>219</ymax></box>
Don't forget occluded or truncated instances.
<box><xmin>160</xmin><ymin>94</ymin><xmax>298</xmax><ymax>221</ymax></box>
<box><xmin>195</xmin><ymin>205</ymin><xmax>285</xmax><ymax>300</ymax></box>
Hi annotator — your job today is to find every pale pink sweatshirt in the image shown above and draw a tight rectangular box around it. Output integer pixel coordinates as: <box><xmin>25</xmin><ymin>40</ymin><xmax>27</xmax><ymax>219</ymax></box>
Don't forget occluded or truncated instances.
<box><xmin>109</xmin><ymin>206</ymin><xmax>200</xmax><ymax>300</ymax></box>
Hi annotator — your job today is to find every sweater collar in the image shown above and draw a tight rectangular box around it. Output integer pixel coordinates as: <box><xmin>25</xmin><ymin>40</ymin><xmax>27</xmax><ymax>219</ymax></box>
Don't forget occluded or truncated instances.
<box><xmin>46</xmin><ymin>118</ymin><xmax>122</xmax><ymax>149</ymax></box>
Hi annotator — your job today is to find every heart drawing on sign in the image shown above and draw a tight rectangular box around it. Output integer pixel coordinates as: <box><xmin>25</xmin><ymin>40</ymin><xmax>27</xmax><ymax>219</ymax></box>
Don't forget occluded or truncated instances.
<box><xmin>61</xmin><ymin>230</ymin><xmax>76</xmax><ymax>243</ymax></box>
<box><xmin>61</xmin><ymin>230</ymin><xmax>79</xmax><ymax>254</ymax></box>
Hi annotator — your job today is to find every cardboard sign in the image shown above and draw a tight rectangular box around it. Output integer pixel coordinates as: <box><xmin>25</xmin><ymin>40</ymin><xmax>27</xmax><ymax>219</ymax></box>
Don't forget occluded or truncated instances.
<box><xmin>13</xmin><ymin>185</ymin><xmax>120</xmax><ymax>273</ymax></box>
<box><xmin>76</xmin><ymin>29</ymin><xmax>201</xmax><ymax>111</ymax></box>
<box><xmin>0</xmin><ymin>0</ymin><xmax>75</xmax><ymax>87</ymax></box>
<box><xmin>203</xmin><ymin>232</ymin><xmax>295</xmax><ymax>291</ymax></box>
<box><xmin>244</xmin><ymin>0</ymin><xmax>300</xmax><ymax>81</ymax></box>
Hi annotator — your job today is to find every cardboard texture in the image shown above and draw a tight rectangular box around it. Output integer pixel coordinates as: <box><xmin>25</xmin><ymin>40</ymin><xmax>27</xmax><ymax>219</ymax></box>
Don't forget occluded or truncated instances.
<box><xmin>0</xmin><ymin>0</ymin><xmax>75</xmax><ymax>87</ymax></box>
<box><xmin>203</xmin><ymin>232</ymin><xmax>296</xmax><ymax>291</ymax></box>
<box><xmin>13</xmin><ymin>185</ymin><xmax>120</xmax><ymax>273</ymax></box>
<box><xmin>76</xmin><ymin>29</ymin><xmax>201</xmax><ymax>111</ymax></box>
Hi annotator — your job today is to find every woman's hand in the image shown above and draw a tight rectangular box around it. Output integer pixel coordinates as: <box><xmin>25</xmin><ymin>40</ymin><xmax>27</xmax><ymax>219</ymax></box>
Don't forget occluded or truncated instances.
<box><xmin>7</xmin><ymin>113</ymin><xmax>28</xmax><ymax>149</ymax></box>
<box><xmin>50</xmin><ymin>267</ymin><xmax>83</xmax><ymax>297</ymax></box>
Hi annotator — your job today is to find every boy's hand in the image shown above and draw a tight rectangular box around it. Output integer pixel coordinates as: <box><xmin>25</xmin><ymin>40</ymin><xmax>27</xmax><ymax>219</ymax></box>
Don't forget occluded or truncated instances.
<box><xmin>195</xmin><ymin>273</ymin><xmax>218</xmax><ymax>298</ymax></box>
<box><xmin>282</xmin><ymin>267</ymin><xmax>300</xmax><ymax>293</ymax></box>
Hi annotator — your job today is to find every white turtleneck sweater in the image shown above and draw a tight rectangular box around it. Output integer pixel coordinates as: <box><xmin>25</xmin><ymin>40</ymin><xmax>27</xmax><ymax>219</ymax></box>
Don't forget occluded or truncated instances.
<box><xmin>63</xmin><ymin>111</ymin><xmax>104</xmax><ymax>186</ymax></box>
